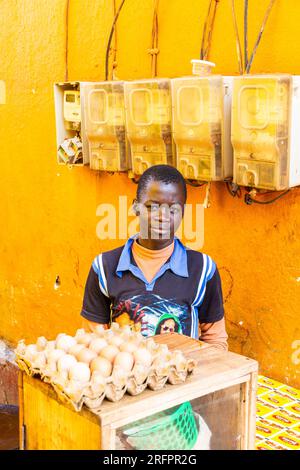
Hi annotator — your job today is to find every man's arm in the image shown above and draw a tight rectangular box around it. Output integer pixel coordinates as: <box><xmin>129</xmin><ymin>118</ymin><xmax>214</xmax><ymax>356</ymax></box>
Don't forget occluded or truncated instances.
<box><xmin>197</xmin><ymin>264</ymin><xmax>228</xmax><ymax>350</ymax></box>
<box><xmin>199</xmin><ymin>318</ymin><xmax>228</xmax><ymax>351</ymax></box>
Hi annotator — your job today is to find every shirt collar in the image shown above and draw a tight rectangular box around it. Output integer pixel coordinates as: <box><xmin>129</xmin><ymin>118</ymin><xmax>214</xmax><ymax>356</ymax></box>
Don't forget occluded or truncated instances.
<box><xmin>116</xmin><ymin>234</ymin><xmax>188</xmax><ymax>278</ymax></box>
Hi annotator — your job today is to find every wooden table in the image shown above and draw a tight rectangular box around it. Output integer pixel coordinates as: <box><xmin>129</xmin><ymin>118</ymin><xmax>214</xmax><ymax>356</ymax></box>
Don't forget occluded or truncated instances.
<box><xmin>18</xmin><ymin>334</ymin><xmax>258</xmax><ymax>450</ymax></box>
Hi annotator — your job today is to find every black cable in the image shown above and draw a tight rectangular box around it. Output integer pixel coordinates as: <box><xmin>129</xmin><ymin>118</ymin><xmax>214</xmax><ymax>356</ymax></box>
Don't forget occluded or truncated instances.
<box><xmin>131</xmin><ymin>177</ymin><xmax>140</xmax><ymax>185</ymax></box>
<box><xmin>244</xmin><ymin>189</ymin><xmax>290</xmax><ymax>205</ymax></box>
<box><xmin>246</xmin><ymin>0</ymin><xmax>276</xmax><ymax>74</ymax></box>
<box><xmin>186</xmin><ymin>179</ymin><xmax>207</xmax><ymax>187</ymax></box>
<box><xmin>226</xmin><ymin>181</ymin><xmax>241</xmax><ymax>198</ymax></box>
<box><xmin>244</xmin><ymin>0</ymin><xmax>248</xmax><ymax>72</ymax></box>
<box><xmin>105</xmin><ymin>0</ymin><xmax>126</xmax><ymax>81</ymax></box>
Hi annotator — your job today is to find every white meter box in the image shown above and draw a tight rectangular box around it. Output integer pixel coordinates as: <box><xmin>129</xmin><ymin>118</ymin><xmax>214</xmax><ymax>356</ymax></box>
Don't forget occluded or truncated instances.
<box><xmin>124</xmin><ymin>79</ymin><xmax>174</xmax><ymax>175</ymax></box>
<box><xmin>231</xmin><ymin>74</ymin><xmax>300</xmax><ymax>190</ymax></box>
<box><xmin>171</xmin><ymin>76</ymin><xmax>233</xmax><ymax>182</ymax></box>
<box><xmin>54</xmin><ymin>82</ymin><xmax>89</xmax><ymax>165</ymax></box>
<box><xmin>81</xmin><ymin>81</ymin><xmax>129</xmax><ymax>172</ymax></box>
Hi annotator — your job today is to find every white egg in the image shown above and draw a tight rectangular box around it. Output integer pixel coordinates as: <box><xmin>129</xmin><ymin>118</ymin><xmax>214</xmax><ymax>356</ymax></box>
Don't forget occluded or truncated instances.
<box><xmin>46</xmin><ymin>348</ymin><xmax>65</xmax><ymax>363</ymax></box>
<box><xmin>68</xmin><ymin>362</ymin><xmax>91</xmax><ymax>382</ymax></box>
<box><xmin>24</xmin><ymin>344</ymin><xmax>38</xmax><ymax>362</ymax></box>
<box><xmin>36</xmin><ymin>336</ymin><xmax>48</xmax><ymax>352</ymax></box>
<box><xmin>133</xmin><ymin>347</ymin><xmax>153</xmax><ymax>367</ymax></box>
<box><xmin>90</xmin><ymin>357</ymin><xmax>112</xmax><ymax>377</ymax></box>
<box><xmin>57</xmin><ymin>354</ymin><xmax>78</xmax><ymax>372</ymax></box>
<box><xmin>55</xmin><ymin>335</ymin><xmax>77</xmax><ymax>352</ymax></box>
<box><xmin>114</xmin><ymin>352</ymin><xmax>134</xmax><ymax>371</ymax></box>
<box><xmin>89</xmin><ymin>338</ymin><xmax>108</xmax><ymax>354</ymax></box>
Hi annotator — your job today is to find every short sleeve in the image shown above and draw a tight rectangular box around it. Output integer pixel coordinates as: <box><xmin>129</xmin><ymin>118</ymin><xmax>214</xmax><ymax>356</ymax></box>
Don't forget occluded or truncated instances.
<box><xmin>197</xmin><ymin>266</ymin><xmax>224</xmax><ymax>323</ymax></box>
<box><xmin>80</xmin><ymin>265</ymin><xmax>111</xmax><ymax>324</ymax></box>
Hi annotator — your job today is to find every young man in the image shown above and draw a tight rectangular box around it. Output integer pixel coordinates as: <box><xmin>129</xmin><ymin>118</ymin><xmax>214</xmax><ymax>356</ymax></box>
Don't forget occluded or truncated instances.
<box><xmin>81</xmin><ymin>165</ymin><xmax>228</xmax><ymax>350</ymax></box>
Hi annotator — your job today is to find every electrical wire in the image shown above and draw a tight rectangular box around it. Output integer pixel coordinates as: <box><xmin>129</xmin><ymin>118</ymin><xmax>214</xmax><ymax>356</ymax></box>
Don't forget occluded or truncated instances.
<box><xmin>226</xmin><ymin>181</ymin><xmax>241</xmax><ymax>198</ymax></box>
<box><xmin>148</xmin><ymin>0</ymin><xmax>160</xmax><ymax>78</ymax></box>
<box><xmin>105</xmin><ymin>0</ymin><xmax>126</xmax><ymax>81</ymax></box>
<box><xmin>246</xmin><ymin>0</ymin><xmax>276</xmax><ymax>73</ymax></box>
<box><xmin>65</xmin><ymin>0</ymin><xmax>70</xmax><ymax>81</ymax></box>
<box><xmin>200</xmin><ymin>0</ymin><xmax>220</xmax><ymax>61</ymax></box>
<box><xmin>244</xmin><ymin>189</ymin><xmax>290</xmax><ymax>205</ymax></box>
<box><xmin>244</xmin><ymin>0</ymin><xmax>248</xmax><ymax>72</ymax></box>
<box><xmin>112</xmin><ymin>0</ymin><xmax>118</xmax><ymax>80</ymax></box>
<box><xmin>231</xmin><ymin>0</ymin><xmax>243</xmax><ymax>75</ymax></box>
<box><xmin>186</xmin><ymin>179</ymin><xmax>207</xmax><ymax>187</ymax></box>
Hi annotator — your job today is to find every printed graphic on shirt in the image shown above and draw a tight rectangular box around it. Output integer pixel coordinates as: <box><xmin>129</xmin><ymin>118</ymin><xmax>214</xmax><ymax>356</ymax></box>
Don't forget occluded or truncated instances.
<box><xmin>112</xmin><ymin>293</ymin><xmax>191</xmax><ymax>337</ymax></box>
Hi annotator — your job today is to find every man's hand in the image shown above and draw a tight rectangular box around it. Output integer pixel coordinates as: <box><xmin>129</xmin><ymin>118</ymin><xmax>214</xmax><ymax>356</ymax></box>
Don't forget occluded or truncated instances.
<box><xmin>82</xmin><ymin>318</ymin><xmax>109</xmax><ymax>333</ymax></box>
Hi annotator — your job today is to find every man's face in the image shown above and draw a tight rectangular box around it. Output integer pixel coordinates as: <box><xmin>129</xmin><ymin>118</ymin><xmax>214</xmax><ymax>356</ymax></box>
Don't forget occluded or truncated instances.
<box><xmin>136</xmin><ymin>181</ymin><xmax>185</xmax><ymax>241</ymax></box>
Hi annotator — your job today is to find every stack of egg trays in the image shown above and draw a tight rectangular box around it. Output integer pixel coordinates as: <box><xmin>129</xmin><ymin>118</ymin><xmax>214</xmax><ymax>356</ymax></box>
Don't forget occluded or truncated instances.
<box><xmin>15</xmin><ymin>351</ymin><xmax>196</xmax><ymax>413</ymax></box>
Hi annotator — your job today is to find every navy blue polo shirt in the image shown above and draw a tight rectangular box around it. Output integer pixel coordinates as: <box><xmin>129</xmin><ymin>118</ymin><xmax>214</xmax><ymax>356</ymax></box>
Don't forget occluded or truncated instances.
<box><xmin>81</xmin><ymin>235</ymin><xmax>224</xmax><ymax>339</ymax></box>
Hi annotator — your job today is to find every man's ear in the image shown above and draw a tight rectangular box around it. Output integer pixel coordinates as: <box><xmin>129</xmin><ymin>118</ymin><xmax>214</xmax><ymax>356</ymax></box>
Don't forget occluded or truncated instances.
<box><xmin>132</xmin><ymin>198</ymin><xmax>140</xmax><ymax>216</ymax></box>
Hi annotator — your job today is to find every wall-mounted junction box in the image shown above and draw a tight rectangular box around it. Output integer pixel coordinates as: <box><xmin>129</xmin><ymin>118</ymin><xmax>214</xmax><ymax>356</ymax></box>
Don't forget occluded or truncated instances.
<box><xmin>171</xmin><ymin>76</ymin><xmax>233</xmax><ymax>181</ymax></box>
<box><xmin>231</xmin><ymin>74</ymin><xmax>300</xmax><ymax>190</ymax></box>
<box><xmin>81</xmin><ymin>81</ymin><xmax>129</xmax><ymax>171</ymax></box>
<box><xmin>124</xmin><ymin>79</ymin><xmax>174</xmax><ymax>176</ymax></box>
<box><xmin>54</xmin><ymin>82</ymin><xmax>89</xmax><ymax>165</ymax></box>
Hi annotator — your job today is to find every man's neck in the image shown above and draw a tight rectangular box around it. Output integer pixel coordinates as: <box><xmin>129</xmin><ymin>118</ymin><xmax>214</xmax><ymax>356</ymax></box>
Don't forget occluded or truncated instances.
<box><xmin>137</xmin><ymin>237</ymin><xmax>174</xmax><ymax>251</ymax></box>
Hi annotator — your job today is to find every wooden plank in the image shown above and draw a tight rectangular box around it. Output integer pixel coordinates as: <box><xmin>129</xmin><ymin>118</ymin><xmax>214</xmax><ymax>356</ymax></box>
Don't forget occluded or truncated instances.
<box><xmin>22</xmin><ymin>374</ymin><xmax>101</xmax><ymax>450</ymax></box>
<box><xmin>247</xmin><ymin>370</ymin><xmax>258</xmax><ymax>450</ymax></box>
<box><xmin>153</xmin><ymin>333</ymin><xmax>212</xmax><ymax>354</ymax></box>
<box><xmin>98</xmin><ymin>347</ymin><xmax>258</xmax><ymax>425</ymax></box>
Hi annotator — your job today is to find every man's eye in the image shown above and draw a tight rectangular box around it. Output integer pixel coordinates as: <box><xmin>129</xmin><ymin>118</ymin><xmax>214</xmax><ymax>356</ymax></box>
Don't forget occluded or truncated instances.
<box><xmin>170</xmin><ymin>206</ymin><xmax>181</xmax><ymax>214</ymax></box>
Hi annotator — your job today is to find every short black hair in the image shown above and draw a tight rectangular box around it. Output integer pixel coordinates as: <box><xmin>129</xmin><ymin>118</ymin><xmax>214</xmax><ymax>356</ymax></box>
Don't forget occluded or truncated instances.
<box><xmin>136</xmin><ymin>165</ymin><xmax>187</xmax><ymax>202</ymax></box>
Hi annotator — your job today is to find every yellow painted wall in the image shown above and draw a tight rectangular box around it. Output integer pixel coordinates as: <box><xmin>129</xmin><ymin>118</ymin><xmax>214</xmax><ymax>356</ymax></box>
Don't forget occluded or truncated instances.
<box><xmin>0</xmin><ymin>0</ymin><xmax>300</xmax><ymax>387</ymax></box>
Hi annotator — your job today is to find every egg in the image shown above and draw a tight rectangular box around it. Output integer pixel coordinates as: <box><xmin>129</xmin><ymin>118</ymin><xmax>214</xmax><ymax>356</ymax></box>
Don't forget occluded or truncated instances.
<box><xmin>76</xmin><ymin>348</ymin><xmax>97</xmax><ymax>364</ymax></box>
<box><xmin>45</xmin><ymin>340</ymin><xmax>56</xmax><ymax>352</ymax></box>
<box><xmin>68</xmin><ymin>362</ymin><xmax>91</xmax><ymax>382</ymax></box>
<box><xmin>33</xmin><ymin>352</ymin><xmax>47</xmax><ymax>368</ymax></box>
<box><xmin>100</xmin><ymin>345</ymin><xmax>119</xmax><ymax>363</ymax></box>
<box><xmin>133</xmin><ymin>347</ymin><xmax>153</xmax><ymax>367</ymax></box>
<box><xmin>68</xmin><ymin>343</ymin><xmax>85</xmax><ymax>358</ymax></box>
<box><xmin>46</xmin><ymin>348</ymin><xmax>65</xmax><ymax>363</ymax></box>
<box><xmin>57</xmin><ymin>354</ymin><xmax>78</xmax><ymax>372</ymax></box>
<box><xmin>108</xmin><ymin>335</ymin><xmax>124</xmax><ymax>348</ymax></box>
<box><xmin>119</xmin><ymin>341</ymin><xmax>138</xmax><ymax>354</ymax></box>
<box><xmin>89</xmin><ymin>338</ymin><xmax>108</xmax><ymax>354</ymax></box>
<box><xmin>90</xmin><ymin>357</ymin><xmax>112</xmax><ymax>377</ymax></box>
<box><xmin>55</xmin><ymin>335</ymin><xmax>77</xmax><ymax>352</ymax></box>
<box><xmin>24</xmin><ymin>344</ymin><xmax>38</xmax><ymax>362</ymax></box>
<box><xmin>76</xmin><ymin>333</ymin><xmax>94</xmax><ymax>346</ymax></box>
<box><xmin>114</xmin><ymin>351</ymin><xmax>134</xmax><ymax>371</ymax></box>
<box><xmin>36</xmin><ymin>336</ymin><xmax>48</xmax><ymax>352</ymax></box>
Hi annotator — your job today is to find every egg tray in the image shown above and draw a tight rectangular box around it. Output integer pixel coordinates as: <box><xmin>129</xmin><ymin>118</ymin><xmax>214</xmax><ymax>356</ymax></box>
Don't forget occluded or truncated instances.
<box><xmin>15</xmin><ymin>353</ymin><xmax>196</xmax><ymax>413</ymax></box>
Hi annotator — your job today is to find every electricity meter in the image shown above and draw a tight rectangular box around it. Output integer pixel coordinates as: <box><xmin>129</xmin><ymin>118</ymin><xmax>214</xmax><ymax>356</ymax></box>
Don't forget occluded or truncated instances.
<box><xmin>124</xmin><ymin>79</ymin><xmax>174</xmax><ymax>175</ymax></box>
<box><xmin>54</xmin><ymin>82</ymin><xmax>88</xmax><ymax>165</ymax></box>
<box><xmin>171</xmin><ymin>75</ymin><xmax>233</xmax><ymax>181</ymax></box>
<box><xmin>231</xmin><ymin>74</ymin><xmax>300</xmax><ymax>190</ymax></box>
<box><xmin>63</xmin><ymin>90</ymin><xmax>81</xmax><ymax>125</ymax></box>
<box><xmin>81</xmin><ymin>81</ymin><xmax>128</xmax><ymax>171</ymax></box>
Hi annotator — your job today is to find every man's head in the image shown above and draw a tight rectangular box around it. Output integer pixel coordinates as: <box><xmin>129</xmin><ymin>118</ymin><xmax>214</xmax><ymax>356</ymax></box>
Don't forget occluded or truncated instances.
<box><xmin>133</xmin><ymin>165</ymin><xmax>187</xmax><ymax>245</ymax></box>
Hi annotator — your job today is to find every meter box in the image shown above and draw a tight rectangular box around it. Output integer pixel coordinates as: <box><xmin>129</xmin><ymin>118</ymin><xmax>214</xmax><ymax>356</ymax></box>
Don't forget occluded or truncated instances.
<box><xmin>231</xmin><ymin>74</ymin><xmax>300</xmax><ymax>190</ymax></box>
<box><xmin>124</xmin><ymin>79</ymin><xmax>174</xmax><ymax>175</ymax></box>
<box><xmin>54</xmin><ymin>82</ymin><xmax>89</xmax><ymax>165</ymax></box>
<box><xmin>171</xmin><ymin>76</ymin><xmax>233</xmax><ymax>181</ymax></box>
<box><xmin>81</xmin><ymin>81</ymin><xmax>129</xmax><ymax>171</ymax></box>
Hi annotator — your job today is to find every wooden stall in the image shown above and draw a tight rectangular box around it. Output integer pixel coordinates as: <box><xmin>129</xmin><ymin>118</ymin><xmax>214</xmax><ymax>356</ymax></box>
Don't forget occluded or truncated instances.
<box><xmin>18</xmin><ymin>334</ymin><xmax>258</xmax><ymax>450</ymax></box>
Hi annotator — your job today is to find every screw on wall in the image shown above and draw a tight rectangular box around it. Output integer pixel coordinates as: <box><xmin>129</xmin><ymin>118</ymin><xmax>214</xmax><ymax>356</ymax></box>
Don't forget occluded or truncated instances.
<box><xmin>54</xmin><ymin>276</ymin><xmax>61</xmax><ymax>290</ymax></box>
